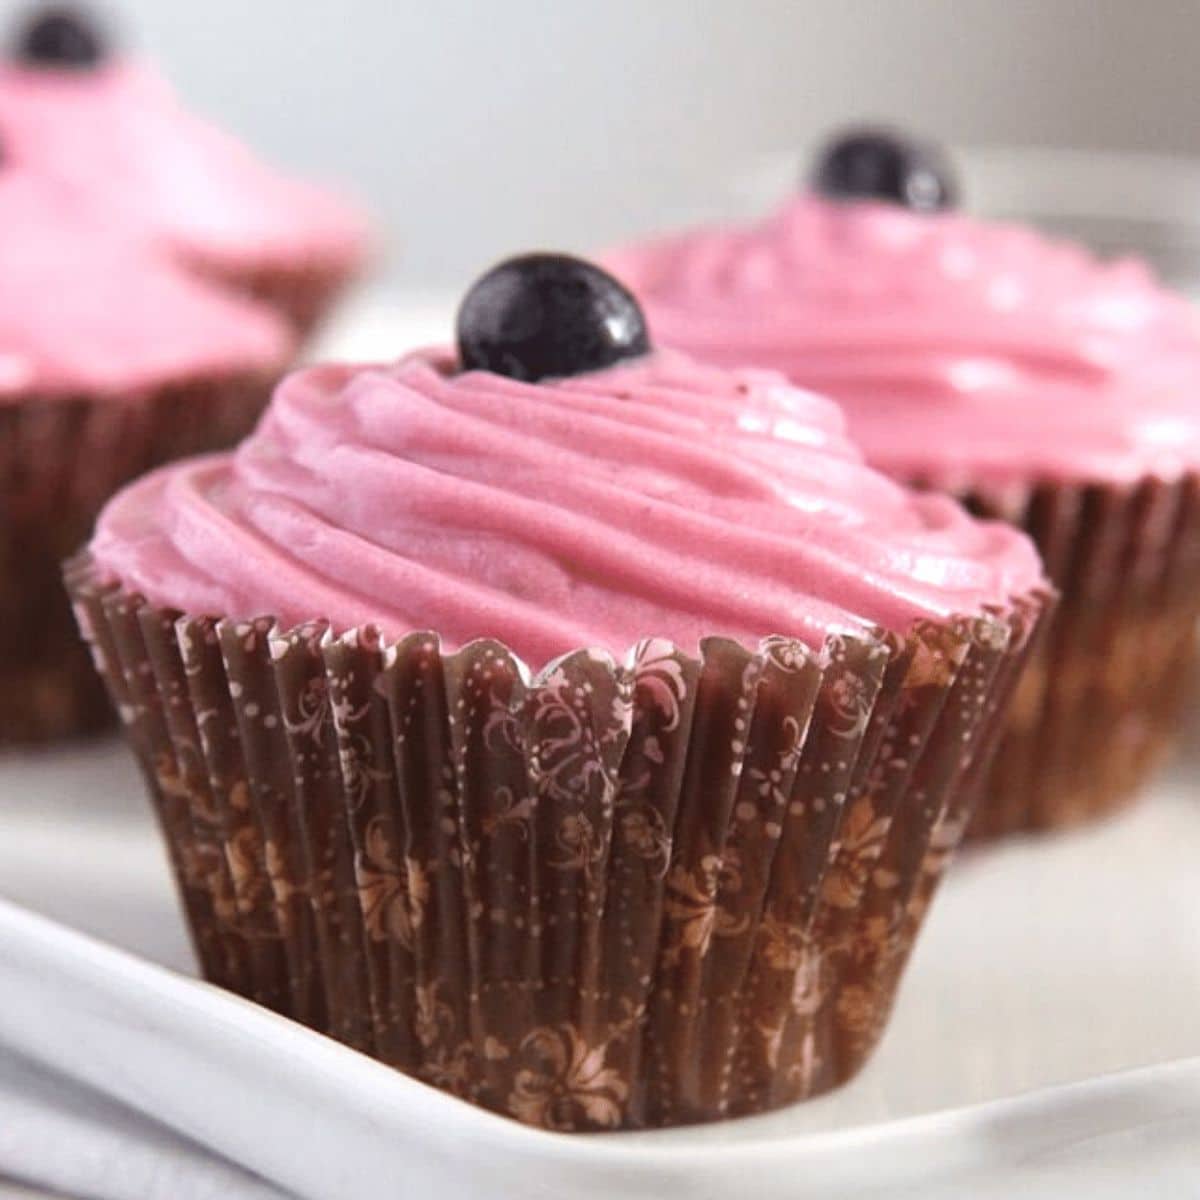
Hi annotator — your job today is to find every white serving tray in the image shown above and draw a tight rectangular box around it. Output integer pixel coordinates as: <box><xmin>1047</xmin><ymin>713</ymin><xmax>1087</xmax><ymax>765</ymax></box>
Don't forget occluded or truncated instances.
<box><xmin>1</xmin><ymin>733</ymin><xmax>1198</xmax><ymax>1198</ymax></box>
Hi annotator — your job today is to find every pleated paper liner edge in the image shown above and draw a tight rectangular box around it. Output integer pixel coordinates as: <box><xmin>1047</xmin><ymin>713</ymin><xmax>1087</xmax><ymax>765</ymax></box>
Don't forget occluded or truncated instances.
<box><xmin>65</xmin><ymin>554</ymin><xmax>1049</xmax><ymax>1130</ymax></box>
<box><xmin>944</xmin><ymin>471</ymin><xmax>1200</xmax><ymax>839</ymax></box>
<box><xmin>0</xmin><ymin>372</ymin><xmax>277</xmax><ymax>743</ymax></box>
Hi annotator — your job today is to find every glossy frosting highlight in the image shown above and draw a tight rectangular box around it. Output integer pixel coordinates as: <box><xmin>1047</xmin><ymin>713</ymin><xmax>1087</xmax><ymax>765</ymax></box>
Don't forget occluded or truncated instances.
<box><xmin>0</xmin><ymin>60</ymin><xmax>368</xmax><ymax>269</ymax></box>
<box><xmin>0</xmin><ymin>173</ymin><xmax>292</xmax><ymax>398</ymax></box>
<box><xmin>606</xmin><ymin>196</ymin><xmax>1200</xmax><ymax>485</ymax></box>
<box><xmin>91</xmin><ymin>349</ymin><xmax>1042</xmax><ymax>666</ymax></box>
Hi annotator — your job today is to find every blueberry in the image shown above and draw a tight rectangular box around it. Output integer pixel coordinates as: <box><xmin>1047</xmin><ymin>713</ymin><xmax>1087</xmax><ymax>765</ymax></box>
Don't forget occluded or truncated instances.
<box><xmin>811</xmin><ymin>126</ymin><xmax>957</xmax><ymax>212</ymax></box>
<box><xmin>15</xmin><ymin>6</ymin><xmax>106</xmax><ymax>69</ymax></box>
<box><xmin>457</xmin><ymin>253</ymin><xmax>651</xmax><ymax>382</ymax></box>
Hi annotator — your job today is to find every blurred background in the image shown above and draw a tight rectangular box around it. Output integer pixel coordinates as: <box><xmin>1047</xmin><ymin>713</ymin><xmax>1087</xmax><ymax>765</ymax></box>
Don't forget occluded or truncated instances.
<box><xmin>8</xmin><ymin>0</ymin><xmax>1199</xmax><ymax>290</ymax></box>
<box><xmin>2</xmin><ymin>5</ymin><xmax>1200</xmax><ymax>1196</ymax></box>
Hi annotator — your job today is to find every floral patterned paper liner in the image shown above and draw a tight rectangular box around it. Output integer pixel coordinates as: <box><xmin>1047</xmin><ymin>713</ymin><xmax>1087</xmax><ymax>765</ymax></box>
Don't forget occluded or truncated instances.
<box><xmin>0</xmin><ymin>373</ymin><xmax>278</xmax><ymax>743</ymax></box>
<box><xmin>943</xmin><ymin>472</ymin><xmax>1200</xmax><ymax>838</ymax></box>
<box><xmin>65</xmin><ymin>555</ymin><xmax>1047</xmax><ymax>1129</ymax></box>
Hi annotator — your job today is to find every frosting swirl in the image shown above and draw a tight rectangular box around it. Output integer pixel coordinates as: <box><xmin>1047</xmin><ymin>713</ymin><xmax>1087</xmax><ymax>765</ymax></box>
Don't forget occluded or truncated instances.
<box><xmin>0</xmin><ymin>173</ymin><xmax>292</xmax><ymax>399</ymax></box>
<box><xmin>91</xmin><ymin>349</ymin><xmax>1042</xmax><ymax>666</ymax></box>
<box><xmin>606</xmin><ymin>196</ymin><xmax>1200</xmax><ymax>486</ymax></box>
<box><xmin>0</xmin><ymin>60</ymin><xmax>368</xmax><ymax>269</ymax></box>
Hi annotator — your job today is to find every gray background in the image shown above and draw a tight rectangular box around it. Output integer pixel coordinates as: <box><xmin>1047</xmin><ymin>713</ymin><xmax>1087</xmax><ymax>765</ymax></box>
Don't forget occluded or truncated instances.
<box><xmin>4</xmin><ymin>0</ymin><xmax>1199</xmax><ymax>286</ymax></box>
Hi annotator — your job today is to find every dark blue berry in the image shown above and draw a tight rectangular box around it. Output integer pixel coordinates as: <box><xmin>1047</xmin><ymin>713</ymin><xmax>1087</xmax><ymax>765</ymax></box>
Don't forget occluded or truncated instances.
<box><xmin>811</xmin><ymin>127</ymin><xmax>956</xmax><ymax>212</ymax></box>
<box><xmin>456</xmin><ymin>253</ymin><xmax>651</xmax><ymax>382</ymax></box>
<box><xmin>16</xmin><ymin>6</ymin><xmax>106</xmax><ymax>69</ymax></box>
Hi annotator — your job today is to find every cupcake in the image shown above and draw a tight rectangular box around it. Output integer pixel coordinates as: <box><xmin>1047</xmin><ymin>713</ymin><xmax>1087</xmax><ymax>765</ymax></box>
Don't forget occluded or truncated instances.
<box><xmin>67</xmin><ymin>254</ymin><xmax>1047</xmax><ymax>1129</ymax></box>
<box><xmin>607</xmin><ymin>127</ymin><xmax>1200</xmax><ymax>838</ymax></box>
<box><xmin>0</xmin><ymin>5</ymin><xmax>371</xmax><ymax>339</ymax></box>
<box><xmin>0</xmin><ymin>170</ymin><xmax>292</xmax><ymax>742</ymax></box>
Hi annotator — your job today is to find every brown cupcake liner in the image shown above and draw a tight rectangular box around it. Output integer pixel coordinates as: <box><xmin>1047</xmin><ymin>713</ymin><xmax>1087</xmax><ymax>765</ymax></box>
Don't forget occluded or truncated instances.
<box><xmin>189</xmin><ymin>254</ymin><xmax>362</xmax><ymax>344</ymax></box>
<box><xmin>0</xmin><ymin>374</ymin><xmax>278</xmax><ymax>744</ymax></box>
<box><xmin>66</xmin><ymin>555</ymin><xmax>1047</xmax><ymax>1130</ymax></box>
<box><xmin>946</xmin><ymin>472</ymin><xmax>1200</xmax><ymax>839</ymax></box>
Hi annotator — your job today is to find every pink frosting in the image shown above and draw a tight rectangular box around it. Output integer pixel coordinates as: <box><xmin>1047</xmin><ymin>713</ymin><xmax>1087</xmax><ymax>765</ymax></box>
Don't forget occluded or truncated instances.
<box><xmin>606</xmin><ymin>196</ymin><xmax>1200</xmax><ymax>487</ymax></box>
<box><xmin>90</xmin><ymin>348</ymin><xmax>1043</xmax><ymax>666</ymax></box>
<box><xmin>0</xmin><ymin>173</ymin><xmax>293</xmax><ymax>398</ymax></box>
<box><xmin>0</xmin><ymin>60</ymin><xmax>369</xmax><ymax>270</ymax></box>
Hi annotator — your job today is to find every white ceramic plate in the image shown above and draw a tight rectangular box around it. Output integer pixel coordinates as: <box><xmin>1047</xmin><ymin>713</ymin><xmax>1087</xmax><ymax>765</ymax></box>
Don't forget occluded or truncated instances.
<box><xmin>1</xmin><ymin>733</ymin><xmax>1198</xmax><ymax>1198</ymax></box>
<box><xmin>1</xmin><ymin>887</ymin><xmax>1199</xmax><ymax>1200</ymax></box>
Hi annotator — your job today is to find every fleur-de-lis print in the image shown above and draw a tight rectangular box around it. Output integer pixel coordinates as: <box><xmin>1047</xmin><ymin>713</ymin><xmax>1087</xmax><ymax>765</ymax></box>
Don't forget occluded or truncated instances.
<box><xmin>756</xmin><ymin>913</ymin><xmax>827</xmax><ymax>1026</ymax></box>
<box><xmin>820</xmin><ymin>796</ymin><xmax>890</xmax><ymax>909</ymax></box>
<box><xmin>225</xmin><ymin>817</ymin><xmax>263</xmax><ymax>916</ymax></box>
<box><xmin>507</xmin><ymin>1024</ymin><xmax>629</xmax><ymax>1131</ymax></box>
<box><xmin>846</xmin><ymin>913</ymin><xmax>893</xmax><ymax>968</ymax></box>
<box><xmin>481</xmin><ymin>784</ymin><xmax>536</xmax><ymax>838</ymax></box>
<box><xmin>550</xmin><ymin>812</ymin><xmax>605</xmax><ymax>873</ymax></box>
<box><xmin>661</xmin><ymin>851</ymin><xmax>749</xmax><ymax>965</ymax></box>
<box><xmin>409</xmin><ymin>980</ymin><xmax>476</xmax><ymax>1098</ymax></box>
<box><xmin>153</xmin><ymin>750</ymin><xmax>221</xmax><ymax>825</ymax></box>
<box><xmin>617</xmin><ymin>804</ymin><xmax>671</xmax><ymax>876</ymax></box>
<box><xmin>834</xmin><ymin>983</ymin><xmax>878</xmax><ymax>1039</ymax></box>
<box><xmin>263</xmin><ymin>838</ymin><xmax>299</xmax><ymax>931</ymax></box>
<box><xmin>356</xmin><ymin>816</ymin><xmax>428</xmax><ymax>948</ymax></box>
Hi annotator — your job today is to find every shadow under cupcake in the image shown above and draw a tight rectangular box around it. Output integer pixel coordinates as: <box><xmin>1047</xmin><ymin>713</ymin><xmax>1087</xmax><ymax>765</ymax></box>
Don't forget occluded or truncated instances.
<box><xmin>67</xmin><ymin>255</ymin><xmax>1049</xmax><ymax>1128</ymax></box>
